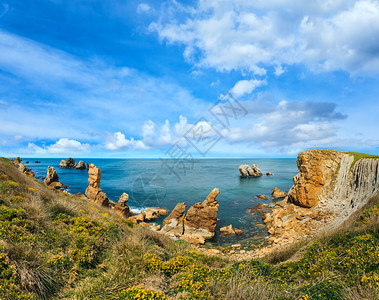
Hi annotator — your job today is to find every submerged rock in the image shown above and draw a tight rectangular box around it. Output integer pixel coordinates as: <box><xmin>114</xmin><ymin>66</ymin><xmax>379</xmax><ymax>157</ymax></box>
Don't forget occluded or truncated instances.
<box><xmin>256</xmin><ymin>194</ymin><xmax>268</xmax><ymax>200</ymax></box>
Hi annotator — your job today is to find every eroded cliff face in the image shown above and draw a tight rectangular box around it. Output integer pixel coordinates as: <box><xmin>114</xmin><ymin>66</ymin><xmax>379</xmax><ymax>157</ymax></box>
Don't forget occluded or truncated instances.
<box><xmin>260</xmin><ymin>149</ymin><xmax>379</xmax><ymax>255</ymax></box>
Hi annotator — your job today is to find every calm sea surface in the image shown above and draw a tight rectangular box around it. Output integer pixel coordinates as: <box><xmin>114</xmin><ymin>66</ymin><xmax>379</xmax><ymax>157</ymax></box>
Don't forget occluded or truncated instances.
<box><xmin>25</xmin><ymin>158</ymin><xmax>298</xmax><ymax>246</ymax></box>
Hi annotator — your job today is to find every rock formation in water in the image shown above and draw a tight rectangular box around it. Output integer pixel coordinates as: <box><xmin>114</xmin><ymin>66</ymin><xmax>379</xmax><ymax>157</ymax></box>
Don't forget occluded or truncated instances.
<box><xmin>271</xmin><ymin>187</ymin><xmax>286</xmax><ymax>199</ymax></box>
<box><xmin>238</xmin><ymin>164</ymin><xmax>263</xmax><ymax>177</ymax></box>
<box><xmin>256</xmin><ymin>194</ymin><xmax>268</xmax><ymax>200</ymax></box>
<box><xmin>59</xmin><ymin>158</ymin><xmax>88</xmax><ymax>169</ymax></box>
<box><xmin>160</xmin><ymin>202</ymin><xmax>187</xmax><ymax>237</ymax></box>
<box><xmin>220</xmin><ymin>224</ymin><xmax>243</xmax><ymax>236</ymax></box>
<box><xmin>43</xmin><ymin>166</ymin><xmax>67</xmax><ymax>189</ymax></box>
<box><xmin>85</xmin><ymin>164</ymin><xmax>109</xmax><ymax>207</ymax></box>
<box><xmin>159</xmin><ymin>188</ymin><xmax>220</xmax><ymax>245</ymax></box>
<box><xmin>114</xmin><ymin>193</ymin><xmax>131</xmax><ymax>218</ymax></box>
<box><xmin>260</xmin><ymin>149</ymin><xmax>379</xmax><ymax>252</ymax></box>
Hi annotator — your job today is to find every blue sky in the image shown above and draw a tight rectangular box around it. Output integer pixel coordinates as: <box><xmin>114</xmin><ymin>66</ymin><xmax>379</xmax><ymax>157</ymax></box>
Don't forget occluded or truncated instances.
<box><xmin>0</xmin><ymin>0</ymin><xmax>378</xmax><ymax>158</ymax></box>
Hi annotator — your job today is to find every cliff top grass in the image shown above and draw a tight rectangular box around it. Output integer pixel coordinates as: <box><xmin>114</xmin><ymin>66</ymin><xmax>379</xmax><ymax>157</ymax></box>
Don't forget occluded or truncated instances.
<box><xmin>0</xmin><ymin>159</ymin><xmax>378</xmax><ymax>299</ymax></box>
<box><xmin>345</xmin><ymin>151</ymin><xmax>379</xmax><ymax>171</ymax></box>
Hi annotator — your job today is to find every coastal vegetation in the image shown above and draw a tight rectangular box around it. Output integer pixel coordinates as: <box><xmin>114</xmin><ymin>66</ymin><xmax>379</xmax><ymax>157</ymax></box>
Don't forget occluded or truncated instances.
<box><xmin>0</xmin><ymin>157</ymin><xmax>378</xmax><ymax>299</ymax></box>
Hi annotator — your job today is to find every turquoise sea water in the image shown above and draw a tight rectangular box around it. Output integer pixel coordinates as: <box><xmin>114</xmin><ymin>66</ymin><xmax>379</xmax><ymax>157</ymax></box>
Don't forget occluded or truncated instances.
<box><xmin>25</xmin><ymin>158</ymin><xmax>298</xmax><ymax>245</ymax></box>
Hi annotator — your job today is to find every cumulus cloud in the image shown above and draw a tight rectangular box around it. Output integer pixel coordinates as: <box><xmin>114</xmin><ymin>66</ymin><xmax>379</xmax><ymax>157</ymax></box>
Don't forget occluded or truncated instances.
<box><xmin>230</xmin><ymin>79</ymin><xmax>266</xmax><ymax>97</ymax></box>
<box><xmin>222</xmin><ymin>99</ymin><xmax>347</xmax><ymax>150</ymax></box>
<box><xmin>27</xmin><ymin>138</ymin><xmax>90</xmax><ymax>154</ymax></box>
<box><xmin>150</xmin><ymin>0</ymin><xmax>379</xmax><ymax>75</ymax></box>
<box><xmin>105</xmin><ymin>115</ymin><xmax>223</xmax><ymax>151</ymax></box>
<box><xmin>105</xmin><ymin>132</ymin><xmax>147</xmax><ymax>150</ymax></box>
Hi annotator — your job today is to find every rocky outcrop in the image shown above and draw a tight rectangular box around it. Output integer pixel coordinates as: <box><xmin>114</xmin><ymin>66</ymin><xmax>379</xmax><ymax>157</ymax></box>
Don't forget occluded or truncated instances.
<box><xmin>266</xmin><ymin>172</ymin><xmax>273</xmax><ymax>176</ymax></box>
<box><xmin>238</xmin><ymin>164</ymin><xmax>263</xmax><ymax>177</ymax></box>
<box><xmin>59</xmin><ymin>158</ymin><xmax>75</xmax><ymax>168</ymax></box>
<box><xmin>59</xmin><ymin>158</ymin><xmax>88</xmax><ymax>169</ymax></box>
<box><xmin>256</xmin><ymin>194</ymin><xmax>268</xmax><ymax>200</ymax></box>
<box><xmin>44</xmin><ymin>166</ymin><xmax>59</xmax><ymax>185</ymax></box>
<box><xmin>114</xmin><ymin>193</ymin><xmax>131</xmax><ymax>218</ymax></box>
<box><xmin>12</xmin><ymin>157</ymin><xmax>35</xmax><ymax>177</ymax></box>
<box><xmin>259</xmin><ymin>149</ymin><xmax>379</xmax><ymax>253</ymax></box>
<box><xmin>145</xmin><ymin>208</ymin><xmax>168</xmax><ymax>221</ymax></box>
<box><xmin>85</xmin><ymin>164</ymin><xmax>109</xmax><ymax>207</ymax></box>
<box><xmin>160</xmin><ymin>202</ymin><xmax>186</xmax><ymax>237</ymax></box>
<box><xmin>271</xmin><ymin>187</ymin><xmax>286</xmax><ymax>199</ymax></box>
<box><xmin>220</xmin><ymin>224</ymin><xmax>243</xmax><ymax>236</ymax></box>
<box><xmin>44</xmin><ymin>166</ymin><xmax>67</xmax><ymax>189</ymax></box>
<box><xmin>159</xmin><ymin>188</ymin><xmax>220</xmax><ymax>245</ymax></box>
<box><xmin>74</xmin><ymin>160</ymin><xmax>86</xmax><ymax>169</ymax></box>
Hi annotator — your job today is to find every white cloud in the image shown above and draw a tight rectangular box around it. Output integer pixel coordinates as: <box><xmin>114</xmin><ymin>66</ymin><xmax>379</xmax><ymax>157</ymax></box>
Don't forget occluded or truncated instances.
<box><xmin>137</xmin><ymin>3</ymin><xmax>152</xmax><ymax>14</ymax></box>
<box><xmin>27</xmin><ymin>138</ymin><xmax>90</xmax><ymax>154</ymax></box>
<box><xmin>105</xmin><ymin>132</ymin><xmax>148</xmax><ymax>150</ymax></box>
<box><xmin>221</xmin><ymin>98</ymin><xmax>347</xmax><ymax>150</ymax></box>
<box><xmin>150</xmin><ymin>0</ymin><xmax>379</xmax><ymax>75</ymax></box>
<box><xmin>230</xmin><ymin>79</ymin><xmax>266</xmax><ymax>97</ymax></box>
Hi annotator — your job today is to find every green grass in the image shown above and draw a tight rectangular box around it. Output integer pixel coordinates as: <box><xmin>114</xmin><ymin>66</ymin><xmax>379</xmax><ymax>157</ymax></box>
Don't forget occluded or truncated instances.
<box><xmin>345</xmin><ymin>152</ymin><xmax>379</xmax><ymax>171</ymax></box>
<box><xmin>0</xmin><ymin>159</ymin><xmax>378</xmax><ymax>299</ymax></box>
<box><xmin>0</xmin><ymin>157</ymin><xmax>11</xmax><ymax>165</ymax></box>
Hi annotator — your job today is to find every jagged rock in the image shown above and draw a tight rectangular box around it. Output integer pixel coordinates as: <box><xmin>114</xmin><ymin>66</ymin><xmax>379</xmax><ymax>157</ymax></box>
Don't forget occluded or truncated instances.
<box><xmin>74</xmin><ymin>160</ymin><xmax>86</xmax><ymax>169</ymax></box>
<box><xmin>74</xmin><ymin>192</ymin><xmax>88</xmax><ymax>200</ymax></box>
<box><xmin>239</xmin><ymin>164</ymin><xmax>263</xmax><ymax>177</ymax></box>
<box><xmin>17</xmin><ymin>163</ymin><xmax>35</xmax><ymax>177</ymax></box>
<box><xmin>257</xmin><ymin>194</ymin><xmax>268</xmax><ymax>200</ymax></box>
<box><xmin>145</xmin><ymin>208</ymin><xmax>169</xmax><ymax>221</ymax></box>
<box><xmin>220</xmin><ymin>224</ymin><xmax>243</xmax><ymax>236</ymax></box>
<box><xmin>84</xmin><ymin>164</ymin><xmax>109</xmax><ymax>207</ymax></box>
<box><xmin>249</xmin><ymin>164</ymin><xmax>263</xmax><ymax>177</ymax></box>
<box><xmin>182</xmin><ymin>188</ymin><xmax>219</xmax><ymax>241</ymax></box>
<box><xmin>238</xmin><ymin>164</ymin><xmax>250</xmax><ymax>177</ymax></box>
<box><xmin>114</xmin><ymin>193</ymin><xmax>131</xmax><ymax>218</ymax></box>
<box><xmin>14</xmin><ymin>157</ymin><xmax>21</xmax><ymax>164</ymax></box>
<box><xmin>44</xmin><ymin>166</ymin><xmax>59</xmax><ymax>185</ymax></box>
<box><xmin>271</xmin><ymin>187</ymin><xmax>286</xmax><ymax>199</ymax></box>
<box><xmin>260</xmin><ymin>149</ymin><xmax>379</xmax><ymax>253</ymax></box>
<box><xmin>49</xmin><ymin>182</ymin><xmax>68</xmax><ymax>189</ymax></box>
<box><xmin>266</xmin><ymin>172</ymin><xmax>273</xmax><ymax>176</ymax></box>
<box><xmin>59</xmin><ymin>158</ymin><xmax>76</xmax><ymax>168</ymax></box>
<box><xmin>151</xmin><ymin>225</ymin><xmax>161</xmax><ymax>231</ymax></box>
<box><xmin>287</xmin><ymin>150</ymin><xmax>345</xmax><ymax>208</ymax></box>
<box><xmin>159</xmin><ymin>188</ymin><xmax>220</xmax><ymax>245</ymax></box>
<box><xmin>128</xmin><ymin>211</ymin><xmax>146</xmax><ymax>224</ymax></box>
<box><xmin>87</xmin><ymin>164</ymin><xmax>101</xmax><ymax>188</ymax></box>
<box><xmin>35</xmin><ymin>161</ymin><xmax>40</xmax><ymax>163</ymax></box>
<box><xmin>86</xmin><ymin>163</ymin><xmax>89</xmax><ymax>169</ymax></box>
<box><xmin>160</xmin><ymin>202</ymin><xmax>186</xmax><ymax>237</ymax></box>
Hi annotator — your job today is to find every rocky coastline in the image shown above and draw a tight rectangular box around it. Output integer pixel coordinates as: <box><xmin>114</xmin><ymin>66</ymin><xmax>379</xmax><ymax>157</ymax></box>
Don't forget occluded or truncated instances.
<box><xmin>8</xmin><ymin>150</ymin><xmax>379</xmax><ymax>253</ymax></box>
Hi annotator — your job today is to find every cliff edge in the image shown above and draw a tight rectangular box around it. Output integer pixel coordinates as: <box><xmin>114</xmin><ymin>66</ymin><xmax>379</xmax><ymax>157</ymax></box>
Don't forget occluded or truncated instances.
<box><xmin>261</xmin><ymin>149</ymin><xmax>379</xmax><ymax>253</ymax></box>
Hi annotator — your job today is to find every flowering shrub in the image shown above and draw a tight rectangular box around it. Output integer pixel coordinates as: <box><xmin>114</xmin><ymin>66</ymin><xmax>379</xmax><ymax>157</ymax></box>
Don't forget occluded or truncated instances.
<box><xmin>70</xmin><ymin>216</ymin><xmax>107</xmax><ymax>236</ymax></box>
<box><xmin>10</xmin><ymin>195</ymin><xmax>24</xmax><ymax>203</ymax></box>
<box><xmin>118</xmin><ymin>286</ymin><xmax>168</xmax><ymax>300</ymax></box>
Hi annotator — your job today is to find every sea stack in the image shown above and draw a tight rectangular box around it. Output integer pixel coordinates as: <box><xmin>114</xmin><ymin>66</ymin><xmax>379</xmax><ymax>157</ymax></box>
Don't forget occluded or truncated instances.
<box><xmin>85</xmin><ymin>164</ymin><xmax>109</xmax><ymax>207</ymax></box>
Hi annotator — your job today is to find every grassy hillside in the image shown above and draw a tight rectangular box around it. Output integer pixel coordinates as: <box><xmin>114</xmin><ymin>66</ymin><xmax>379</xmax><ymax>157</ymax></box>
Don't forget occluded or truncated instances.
<box><xmin>0</xmin><ymin>158</ymin><xmax>378</xmax><ymax>299</ymax></box>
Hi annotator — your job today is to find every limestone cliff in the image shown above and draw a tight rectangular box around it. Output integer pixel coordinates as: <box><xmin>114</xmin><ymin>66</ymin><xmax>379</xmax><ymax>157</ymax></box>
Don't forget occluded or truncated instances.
<box><xmin>262</xmin><ymin>149</ymin><xmax>379</xmax><ymax>250</ymax></box>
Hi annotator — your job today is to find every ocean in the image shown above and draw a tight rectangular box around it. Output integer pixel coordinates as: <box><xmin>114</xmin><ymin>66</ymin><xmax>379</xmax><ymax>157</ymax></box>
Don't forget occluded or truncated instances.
<box><xmin>25</xmin><ymin>158</ymin><xmax>298</xmax><ymax>246</ymax></box>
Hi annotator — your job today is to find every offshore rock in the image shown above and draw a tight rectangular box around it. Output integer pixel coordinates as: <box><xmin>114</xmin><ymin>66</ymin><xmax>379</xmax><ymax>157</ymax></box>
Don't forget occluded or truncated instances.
<box><xmin>239</xmin><ymin>164</ymin><xmax>263</xmax><ymax>177</ymax></box>
<box><xmin>59</xmin><ymin>158</ymin><xmax>76</xmax><ymax>168</ymax></box>
<box><xmin>220</xmin><ymin>224</ymin><xmax>243</xmax><ymax>236</ymax></box>
<box><xmin>160</xmin><ymin>203</ymin><xmax>186</xmax><ymax>237</ymax></box>
<box><xmin>114</xmin><ymin>193</ymin><xmax>131</xmax><ymax>218</ymax></box>
<box><xmin>85</xmin><ymin>164</ymin><xmax>109</xmax><ymax>207</ymax></box>
<box><xmin>44</xmin><ymin>166</ymin><xmax>59</xmax><ymax>186</ymax></box>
